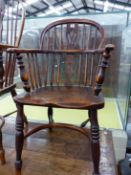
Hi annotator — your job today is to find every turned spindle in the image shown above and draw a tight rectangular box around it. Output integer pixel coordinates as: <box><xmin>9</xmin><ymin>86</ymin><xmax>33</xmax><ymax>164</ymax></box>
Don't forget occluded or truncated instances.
<box><xmin>16</xmin><ymin>53</ymin><xmax>30</xmax><ymax>92</ymax></box>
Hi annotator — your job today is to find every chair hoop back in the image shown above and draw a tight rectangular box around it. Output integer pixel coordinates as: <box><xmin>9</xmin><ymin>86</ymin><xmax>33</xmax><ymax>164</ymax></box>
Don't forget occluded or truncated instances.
<box><xmin>40</xmin><ymin>18</ymin><xmax>106</xmax><ymax>50</ymax></box>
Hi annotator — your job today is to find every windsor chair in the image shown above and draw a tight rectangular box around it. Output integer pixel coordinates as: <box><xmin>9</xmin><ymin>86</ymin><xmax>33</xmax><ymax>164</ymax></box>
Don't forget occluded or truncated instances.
<box><xmin>8</xmin><ymin>19</ymin><xmax>114</xmax><ymax>175</ymax></box>
<box><xmin>0</xmin><ymin>0</ymin><xmax>27</xmax><ymax>165</ymax></box>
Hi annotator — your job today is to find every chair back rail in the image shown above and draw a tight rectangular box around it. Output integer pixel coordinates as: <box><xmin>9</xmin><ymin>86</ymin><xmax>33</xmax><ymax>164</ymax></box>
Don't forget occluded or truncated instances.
<box><xmin>40</xmin><ymin>19</ymin><xmax>106</xmax><ymax>50</ymax></box>
<box><xmin>19</xmin><ymin>19</ymin><xmax>107</xmax><ymax>92</ymax></box>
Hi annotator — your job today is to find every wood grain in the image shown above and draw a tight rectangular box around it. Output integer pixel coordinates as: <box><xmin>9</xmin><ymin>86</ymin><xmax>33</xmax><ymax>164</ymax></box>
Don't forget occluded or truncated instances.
<box><xmin>13</xmin><ymin>86</ymin><xmax>104</xmax><ymax>109</ymax></box>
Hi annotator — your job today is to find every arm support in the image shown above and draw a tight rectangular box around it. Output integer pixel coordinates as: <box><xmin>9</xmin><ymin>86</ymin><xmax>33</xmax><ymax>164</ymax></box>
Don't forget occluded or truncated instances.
<box><xmin>94</xmin><ymin>44</ymin><xmax>115</xmax><ymax>96</ymax></box>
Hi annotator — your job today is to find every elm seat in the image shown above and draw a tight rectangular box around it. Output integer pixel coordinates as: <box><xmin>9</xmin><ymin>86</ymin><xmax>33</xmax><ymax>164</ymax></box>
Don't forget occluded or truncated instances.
<box><xmin>14</xmin><ymin>86</ymin><xmax>104</xmax><ymax>109</ymax></box>
<box><xmin>7</xmin><ymin>18</ymin><xmax>115</xmax><ymax>175</ymax></box>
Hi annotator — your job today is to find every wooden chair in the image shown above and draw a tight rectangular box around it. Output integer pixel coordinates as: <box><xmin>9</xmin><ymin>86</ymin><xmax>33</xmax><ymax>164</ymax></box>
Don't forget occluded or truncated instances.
<box><xmin>7</xmin><ymin>19</ymin><xmax>114</xmax><ymax>175</ymax></box>
<box><xmin>0</xmin><ymin>0</ymin><xmax>27</xmax><ymax>165</ymax></box>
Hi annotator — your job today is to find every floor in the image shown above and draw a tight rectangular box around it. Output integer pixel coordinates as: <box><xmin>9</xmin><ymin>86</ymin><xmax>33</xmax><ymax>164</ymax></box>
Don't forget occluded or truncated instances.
<box><xmin>0</xmin><ymin>117</ymin><xmax>117</xmax><ymax>175</ymax></box>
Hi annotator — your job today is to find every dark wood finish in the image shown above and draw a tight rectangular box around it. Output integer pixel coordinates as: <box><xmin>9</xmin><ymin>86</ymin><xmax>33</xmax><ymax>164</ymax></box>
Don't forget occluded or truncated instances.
<box><xmin>0</xmin><ymin>0</ymin><xmax>26</xmax><ymax>165</ymax></box>
<box><xmin>40</xmin><ymin>19</ymin><xmax>106</xmax><ymax>50</ymax></box>
<box><xmin>13</xmin><ymin>86</ymin><xmax>104</xmax><ymax>109</ymax></box>
<box><xmin>81</xmin><ymin>118</ymin><xmax>90</xmax><ymax>128</ymax></box>
<box><xmin>15</xmin><ymin>104</ymin><xmax>24</xmax><ymax>175</ymax></box>
<box><xmin>94</xmin><ymin>44</ymin><xmax>115</xmax><ymax>95</ymax></box>
<box><xmin>48</xmin><ymin>107</ymin><xmax>54</xmax><ymax>131</ymax></box>
<box><xmin>89</xmin><ymin>110</ymin><xmax>100</xmax><ymax>175</ymax></box>
<box><xmin>24</xmin><ymin>123</ymin><xmax>89</xmax><ymax>139</ymax></box>
<box><xmin>7</xmin><ymin>19</ymin><xmax>114</xmax><ymax>175</ymax></box>
<box><xmin>8</xmin><ymin>48</ymin><xmax>105</xmax><ymax>53</ymax></box>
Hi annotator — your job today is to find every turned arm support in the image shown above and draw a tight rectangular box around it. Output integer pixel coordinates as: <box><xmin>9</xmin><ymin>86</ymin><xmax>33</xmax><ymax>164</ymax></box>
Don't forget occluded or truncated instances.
<box><xmin>16</xmin><ymin>53</ymin><xmax>30</xmax><ymax>92</ymax></box>
<box><xmin>94</xmin><ymin>44</ymin><xmax>115</xmax><ymax>96</ymax></box>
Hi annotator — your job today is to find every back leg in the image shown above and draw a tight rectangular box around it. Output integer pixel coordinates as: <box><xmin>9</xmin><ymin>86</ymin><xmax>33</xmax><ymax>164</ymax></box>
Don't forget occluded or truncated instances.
<box><xmin>80</xmin><ymin>118</ymin><xmax>90</xmax><ymax>128</ymax></box>
<box><xmin>48</xmin><ymin>107</ymin><xmax>54</xmax><ymax>131</ymax></box>
<box><xmin>0</xmin><ymin>116</ymin><xmax>5</xmax><ymax>164</ymax></box>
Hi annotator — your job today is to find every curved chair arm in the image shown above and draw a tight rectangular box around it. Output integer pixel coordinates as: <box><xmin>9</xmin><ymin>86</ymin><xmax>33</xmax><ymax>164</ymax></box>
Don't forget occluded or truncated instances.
<box><xmin>7</xmin><ymin>48</ymin><xmax>105</xmax><ymax>54</ymax></box>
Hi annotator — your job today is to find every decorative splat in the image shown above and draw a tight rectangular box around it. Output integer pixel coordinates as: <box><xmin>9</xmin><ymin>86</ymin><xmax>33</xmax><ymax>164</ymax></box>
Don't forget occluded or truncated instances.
<box><xmin>66</xmin><ymin>23</ymin><xmax>80</xmax><ymax>49</ymax></box>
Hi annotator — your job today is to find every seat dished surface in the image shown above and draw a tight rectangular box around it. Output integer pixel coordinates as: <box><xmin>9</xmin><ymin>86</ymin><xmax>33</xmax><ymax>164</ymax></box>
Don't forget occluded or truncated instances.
<box><xmin>14</xmin><ymin>86</ymin><xmax>104</xmax><ymax>109</ymax></box>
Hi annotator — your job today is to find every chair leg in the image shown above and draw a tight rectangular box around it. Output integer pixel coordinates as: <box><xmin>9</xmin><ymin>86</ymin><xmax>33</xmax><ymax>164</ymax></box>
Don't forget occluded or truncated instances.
<box><xmin>80</xmin><ymin>118</ymin><xmax>90</xmax><ymax>128</ymax></box>
<box><xmin>88</xmin><ymin>109</ymin><xmax>100</xmax><ymax>175</ymax></box>
<box><xmin>0</xmin><ymin>129</ymin><xmax>5</xmax><ymax>165</ymax></box>
<box><xmin>11</xmin><ymin>89</ymin><xmax>28</xmax><ymax>127</ymax></box>
<box><xmin>15</xmin><ymin>104</ymin><xmax>24</xmax><ymax>175</ymax></box>
<box><xmin>48</xmin><ymin>107</ymin><xmax>54</xmax><ymax>131</ymax></box>
<box><xmin>23</xmin><ymin>113</ymin><xmax>28</xmax><ymax>126</ymax></box>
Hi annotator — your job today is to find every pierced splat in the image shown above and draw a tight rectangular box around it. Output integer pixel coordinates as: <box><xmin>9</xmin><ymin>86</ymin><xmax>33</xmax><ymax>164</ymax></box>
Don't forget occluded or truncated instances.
<box><xmin>66</xmin><ymin>23</ymin><xmax>80</xmax><ymax>49</ymax></box>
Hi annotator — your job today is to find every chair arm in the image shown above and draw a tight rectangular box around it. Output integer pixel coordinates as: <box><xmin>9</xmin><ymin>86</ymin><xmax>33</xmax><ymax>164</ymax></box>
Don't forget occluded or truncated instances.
<box><xmin>7</xmin><ymin>48</ymin><xmax>105</xmax><ymax>54</ymax></box>
<box><xmin>0</xmin><ymin>44</ymin><xmax>17</xmax><ymax>50</ymax></box>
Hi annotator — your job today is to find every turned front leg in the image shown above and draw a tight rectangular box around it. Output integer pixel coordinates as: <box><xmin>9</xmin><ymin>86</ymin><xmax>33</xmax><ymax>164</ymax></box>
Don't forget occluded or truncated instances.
<box><xmin>11</xmin><ymin>89</ymin><xmax>28</xmax><ymax>127</ymax></box>
<box><xmin>15</xmin><ymin>103</ymin><xmax>24</xmax><ymax>175</ymax></box>
<box><xmin>89</xmin><ymin>109</ymin><xmax>100</xmax><ymax>175</ymax></box>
